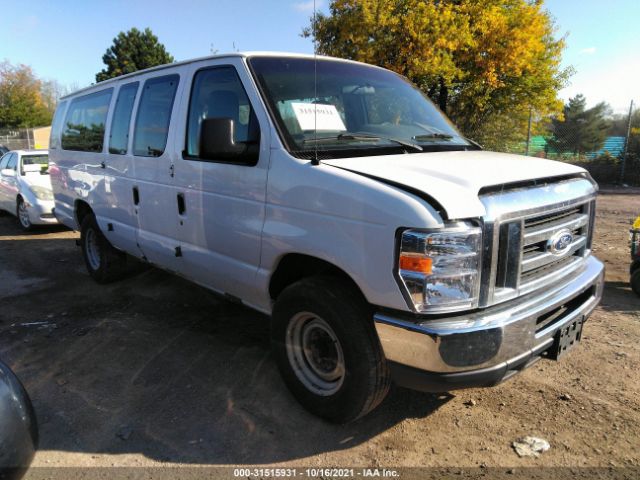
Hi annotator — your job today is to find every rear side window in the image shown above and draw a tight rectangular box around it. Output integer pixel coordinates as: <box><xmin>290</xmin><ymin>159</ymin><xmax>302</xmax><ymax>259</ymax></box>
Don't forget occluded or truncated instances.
<box><xmin>109</xmin><ymin>82</ymin><xmax>139</xmax><ymax>154</ymax></box>
<box><xmin>62</xmin><ymin>90</ymin><xmax>113</xmax><ymax>152</ymax></box>
<box><xmin>133</xmin><ymin>75</ymin><xmax>179</xmax><ymax>157</ymax></box>
<box><xmin>49</xmin><ymin>100</ymin><xmax>68</xmax><ymax>149</ymax></box>
<box><xmin>185</xmin><ymin>66</ymin><xmax>259</xmax><ymax>160</ymax></box>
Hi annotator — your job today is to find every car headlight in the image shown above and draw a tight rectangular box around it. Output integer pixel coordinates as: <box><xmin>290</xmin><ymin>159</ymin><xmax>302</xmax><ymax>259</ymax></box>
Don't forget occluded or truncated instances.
<box><xmin>398</xmin><ymin>222</ymin><xmax>482</xmax><ymax>313</ymax></box>
<box><xmin>30</xmin><ymin>186</ymin><xmax>53</xmax><ymax>201</ymax></box>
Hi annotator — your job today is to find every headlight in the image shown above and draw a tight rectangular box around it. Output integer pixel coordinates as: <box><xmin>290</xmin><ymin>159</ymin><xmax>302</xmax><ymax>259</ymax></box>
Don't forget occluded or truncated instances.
<box><xmin>30</xmin><ymin>186</ymin><xmax>53</xmax><ymax>201</ymax></box>
<box><xmin>398</xmin><ymin>222</ymin><xmax>482</xmax><ymax>313</ymax></box>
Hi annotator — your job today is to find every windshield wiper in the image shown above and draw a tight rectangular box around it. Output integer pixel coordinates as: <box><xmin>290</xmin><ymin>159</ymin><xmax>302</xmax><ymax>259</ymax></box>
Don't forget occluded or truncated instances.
<box><xmin>303</xmin><ymin>133</ymin><xmax>423</xmax><ymax>152</ymax></box>
<box><xmin>464</xmin><ymin>137</ymin><xmax>483</xmax><ymax>150</ymax></box>
<box><xmin>413</xmin><ymin>133</ymin><xmax>454</xmax><ymax>141</ymax></box>
<box><xmin>303</xmin><ymin>133</ymin><xmax>378</xmax><ymax>144</ymax></box>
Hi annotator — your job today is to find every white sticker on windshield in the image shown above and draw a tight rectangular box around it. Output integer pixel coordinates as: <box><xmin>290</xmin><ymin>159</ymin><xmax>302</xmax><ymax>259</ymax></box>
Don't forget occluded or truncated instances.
<box><xmin>291</xmin><ymin>102</ymin><xmax>347</xmax><ymax>132</ymax></box>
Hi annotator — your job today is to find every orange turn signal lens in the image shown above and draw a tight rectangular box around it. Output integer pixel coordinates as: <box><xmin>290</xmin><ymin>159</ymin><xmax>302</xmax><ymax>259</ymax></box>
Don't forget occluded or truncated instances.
<box><xmin>399</xmin><ymin>255</ymin><xmax>432</xmax><ymax>274</ymax></box>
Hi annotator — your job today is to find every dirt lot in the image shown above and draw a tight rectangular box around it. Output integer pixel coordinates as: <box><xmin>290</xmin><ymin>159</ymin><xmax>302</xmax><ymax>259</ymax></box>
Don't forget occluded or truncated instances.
<box><xmin>0</xmin><ymin>190</ymin><xmax>639</xmax><ymax>477</ymax></box>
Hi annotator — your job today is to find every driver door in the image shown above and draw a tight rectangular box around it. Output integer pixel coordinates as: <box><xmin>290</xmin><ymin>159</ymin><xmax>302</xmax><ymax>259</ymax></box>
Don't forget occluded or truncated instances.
<box><xmin>167</xmin><ymin>58</ymin><xmax>270</xmax><ymax>300</ymax></box>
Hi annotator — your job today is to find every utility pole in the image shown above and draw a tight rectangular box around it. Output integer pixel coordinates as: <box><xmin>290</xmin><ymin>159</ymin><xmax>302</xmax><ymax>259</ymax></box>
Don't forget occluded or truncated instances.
<box><xmin>620</xmin><ymin>99</ymin><xmax>634</xmax><ymax>185</ymax></box>
<box><xmin>525</xmin><ymin>107</ymin><xmax>533</xmax><ymax>157</ymax></box>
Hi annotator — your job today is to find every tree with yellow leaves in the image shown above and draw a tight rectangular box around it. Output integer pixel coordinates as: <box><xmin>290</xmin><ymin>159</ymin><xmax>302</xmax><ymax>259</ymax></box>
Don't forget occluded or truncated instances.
<box><xmin>305</xmin><ymin>0</ymin><xmax>572</xmax><ymax>148</ymax></box>
<box><xmin>0</xmin><ymin>61</ymin><xmax>54</xmax><ymax>128</ymax></box>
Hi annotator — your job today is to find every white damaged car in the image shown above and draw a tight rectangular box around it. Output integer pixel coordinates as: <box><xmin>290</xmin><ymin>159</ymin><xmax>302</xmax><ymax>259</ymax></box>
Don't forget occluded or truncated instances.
<box><xmin>0</xmin><ymin>149</ymin><xmax>58</xmax><ymax>230</ymax></box>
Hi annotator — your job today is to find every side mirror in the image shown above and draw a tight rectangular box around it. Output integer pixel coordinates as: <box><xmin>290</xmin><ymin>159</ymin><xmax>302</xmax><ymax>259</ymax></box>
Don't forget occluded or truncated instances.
<box><xmin>200</xmin><ymin>118</ymin><xmax>247</xmax><ymax>160</ymax></box>
<box><xmin>1</xmin><ymin>169</ymin><xmax>16</xmax><ymax>177</ymax></box>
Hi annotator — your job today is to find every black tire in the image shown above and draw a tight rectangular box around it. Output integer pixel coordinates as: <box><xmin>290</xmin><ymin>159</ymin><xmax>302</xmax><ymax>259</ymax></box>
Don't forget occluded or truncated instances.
<box><xmin>80</xmin><ymin>213</ymin><xmax>129</xmax><ymax>283</ymax></box>
<box><xmin>16</xmin><ymin>197</ymin><xmax>33</xmax><ymax>232</ymax></box>
<box><xmin>631</xmin><ymin>269</ymin><xmax>640</xmax><ymax>297</ymax></box>
<box><xmin>271</xmin><ymin>275</ymin><xmax>390</xmax><ymax>423</ymax></box>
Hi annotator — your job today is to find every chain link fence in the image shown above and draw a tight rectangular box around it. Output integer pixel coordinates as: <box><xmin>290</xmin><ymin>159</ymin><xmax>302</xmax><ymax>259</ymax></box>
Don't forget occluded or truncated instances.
<box><xmin>0</xmin><ymin>126</ymin><xmax>51</xmax><ymax>152</ymax></box>
<box><xmin>484</xmin><ymin>103</ymin><xmax>639</xmax><ymax>186</ymax></box>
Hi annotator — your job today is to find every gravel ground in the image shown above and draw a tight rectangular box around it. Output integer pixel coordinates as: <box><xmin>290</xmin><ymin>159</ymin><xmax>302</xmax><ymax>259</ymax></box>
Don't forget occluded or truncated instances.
<box><xmin>0</xmin><ymin>189</ymin><xmax>638</xmax><ymax>479</ymax></box>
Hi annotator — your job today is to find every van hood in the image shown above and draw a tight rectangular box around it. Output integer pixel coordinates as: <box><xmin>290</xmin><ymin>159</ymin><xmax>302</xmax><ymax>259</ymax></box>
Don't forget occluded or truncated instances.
<box><xmin>323</xmin><ymin>150</ymin><xmax>587</xmax><ymax>219</ymax></box>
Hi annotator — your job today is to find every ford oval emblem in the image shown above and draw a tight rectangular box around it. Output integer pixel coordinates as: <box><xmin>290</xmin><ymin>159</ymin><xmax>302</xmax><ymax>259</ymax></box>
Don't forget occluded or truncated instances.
<box><xmin>547</xmin><ymin>228</ymin><xmax>574</xmax><ymax>255</ymax></box>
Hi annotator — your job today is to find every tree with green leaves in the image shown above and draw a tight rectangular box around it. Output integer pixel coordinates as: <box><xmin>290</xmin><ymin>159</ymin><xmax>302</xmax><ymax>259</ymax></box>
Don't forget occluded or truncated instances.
<box><xmin>548</xmin><ymin>94</ymin><xmax>610</xmax><ymax>156</ymax></box>
<box><xmin>0</xmin><ymin>61</ymin><xmax>53</xmax><ymax>128</ymax></box>
<box><xmin>608</xmin><ymin>107</ymin><xmax>640</xmax><ymax>137</ymax></box>
<box><xmin>96</xmin><ymin>27</ymin><xmax>174</xmax><ymax>82</ymax></box>
<box><xmin>304</xmin><ymin>0</ymin><xmax>571</xmax><ymax>147</ymax></box>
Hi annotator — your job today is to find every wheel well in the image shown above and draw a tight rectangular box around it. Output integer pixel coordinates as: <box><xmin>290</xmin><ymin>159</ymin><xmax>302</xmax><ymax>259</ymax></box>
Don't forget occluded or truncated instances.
<box><xmin>74</xmin><ymin>200</ymin><xmax>93</xmax><ymax>227</ymax></box>
<box><xmin>269</xmin><ymin>253</ymin><xmax>364</xmax><ymax>301</ymax></box>
<box><xmin>631</xmin><ymin>260</ymin><xmax>640</xmax><ymax>275</ymax></box>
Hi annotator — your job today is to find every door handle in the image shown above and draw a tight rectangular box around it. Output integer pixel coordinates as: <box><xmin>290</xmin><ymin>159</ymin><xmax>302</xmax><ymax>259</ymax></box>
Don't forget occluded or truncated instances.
<box><xmin>177</xmin><ymin>193</ymin><xmax>186</xmax><ymax>215</ymax></box>
<box><xmin>132</xmin><ymin>186</ymin><xmax>140</xmax><ymax>205</ymax></box>
<box><xmin>100</xmin><ymin>161</ymin><xmax>106</xmax><ymax>169</ymax></box>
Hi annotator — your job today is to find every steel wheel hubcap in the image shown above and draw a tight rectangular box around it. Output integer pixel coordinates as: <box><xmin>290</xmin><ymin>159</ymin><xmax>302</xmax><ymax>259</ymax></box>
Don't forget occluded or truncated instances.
<box><xmin>85</xmin><ymin>228</ymin><xmax>101</xmax><ymax>270</ymax></box>
<box><xmin>18</xmin><ymin>201</ymin><xmax>30</xmax><ymax>228</ymax></box>
<box><xmin>286</xmin><ymin>312</ymin><xmax>345</xmax><ymax>396</ymax></box>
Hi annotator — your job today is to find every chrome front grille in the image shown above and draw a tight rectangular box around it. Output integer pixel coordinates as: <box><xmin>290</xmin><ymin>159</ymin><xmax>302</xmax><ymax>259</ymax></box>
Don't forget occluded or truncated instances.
<box><xmin>479</xmin><ymin>175</ymin><xmax>597</xmax><ymax>308</ymax></box>
<box><xmin>520</xmin><ymin>205</ymin><xmax>590</xmax><ymax>280</ymax></box>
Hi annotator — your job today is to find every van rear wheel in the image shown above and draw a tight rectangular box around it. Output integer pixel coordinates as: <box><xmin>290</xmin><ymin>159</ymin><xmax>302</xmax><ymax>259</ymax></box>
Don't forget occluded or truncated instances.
<box><xmin>271</xmin><ymin>275</ymin><xmax>390</xmax><ymax>423</ymax></box>
<box><xmin>80</xmin><ymin>214</ymin><xmax>129</xmax><ymax>283</ymax></box>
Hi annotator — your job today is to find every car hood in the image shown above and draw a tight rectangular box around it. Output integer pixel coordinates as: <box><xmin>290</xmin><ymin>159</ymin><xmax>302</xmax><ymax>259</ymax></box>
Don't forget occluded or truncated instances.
<box><xmin>323</xmin><ymin>150</ymin><xmax>587</xmax><ymax>219</ymax></box>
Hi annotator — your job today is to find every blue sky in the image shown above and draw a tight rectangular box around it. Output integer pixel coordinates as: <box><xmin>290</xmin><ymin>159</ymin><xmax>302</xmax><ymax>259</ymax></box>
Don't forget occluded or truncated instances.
<box><xmin>0</xmin><ymin>0</ymin><xmax>638</xmax><ymax>113</ymax></box>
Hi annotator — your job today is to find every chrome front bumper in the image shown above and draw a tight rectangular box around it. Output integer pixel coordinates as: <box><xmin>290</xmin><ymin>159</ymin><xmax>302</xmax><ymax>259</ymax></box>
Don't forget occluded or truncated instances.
<box><xmin>375</xmin><ymin>256</ymin><xmax>605</xmax><ymax>391</ymax></box>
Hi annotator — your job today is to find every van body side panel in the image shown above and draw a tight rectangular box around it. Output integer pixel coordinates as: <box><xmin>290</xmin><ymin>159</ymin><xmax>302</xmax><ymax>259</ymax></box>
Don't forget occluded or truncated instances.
<box><xmin>49</xmin><ymin>102</ymin><xmax>80</xmax><ymax>230</ymax></box>
<box><xmin>167</xmin><ymin>58</ymin><xmax>271</xmax><ymax>307</ymax></box>
<box><xmin>84</xmin><ymin>94</ymin><xmax>117</xmax><ymax>236</ymax></box>
<box><xmin>131</xmin><ymin>72</ymin><xmax>183</xmax><ymax>271</ymax></box>
<box><xmin>50</xmin><ymin>163</ymin><xmax>79</xmax><ymax>229</ymax></box>
<box><xmin>51</xmin><ymin>91</ymin><xmax>114</xmax><ymax>233</ymax></box>
<box><xmin>49</xmin><ymin>101</ymin><xmax>75</xmax><ymax>228</ymax></box>
<box><xmin>99</xmin><ymin>82</ymin><xmax>144</xmax><ymax>257</ymax></box>
<box><xmin>256</xmin><ymin>150</ymin><xmax>444</xmax><ymax>313</ymax></box>
<box><xmin>53</xmin><ymin>160</ymin><xmax>94</xmax><ymax>229</ymax></box>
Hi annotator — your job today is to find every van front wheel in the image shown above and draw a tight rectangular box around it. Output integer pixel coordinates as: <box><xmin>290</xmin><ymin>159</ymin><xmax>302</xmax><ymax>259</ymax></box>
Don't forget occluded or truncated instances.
<box><xmin>80</xmin><ymin>214</ymin><xmax>128</xmax><ymax>283</ymax></box>
<box><xmin>271</xmin><ymin>276</ymin><xmax>390</xmax><ymax>423</ymax></box>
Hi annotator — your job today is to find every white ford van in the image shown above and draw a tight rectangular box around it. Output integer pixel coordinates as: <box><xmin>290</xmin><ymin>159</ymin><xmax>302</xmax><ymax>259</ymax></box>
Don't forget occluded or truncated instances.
<box><xmin>49</xmin><ymin>52</ymin><xmax>604</xmax><ymax>422</ymax></box>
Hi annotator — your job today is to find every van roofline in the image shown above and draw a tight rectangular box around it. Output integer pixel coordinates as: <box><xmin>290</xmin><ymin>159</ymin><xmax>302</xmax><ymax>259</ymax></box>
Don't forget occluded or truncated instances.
<box><xmin>59</xmin><ymin>51</ymin><xmax>383</xmax><ymax>100</ymax></box>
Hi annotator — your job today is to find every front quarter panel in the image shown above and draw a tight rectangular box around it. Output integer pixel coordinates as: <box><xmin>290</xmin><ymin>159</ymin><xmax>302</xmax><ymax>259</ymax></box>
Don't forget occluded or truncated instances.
<box><xmin>257</xmin><ymin>150</ymin><xmax>445</xmax><ymax>313</ymax></box>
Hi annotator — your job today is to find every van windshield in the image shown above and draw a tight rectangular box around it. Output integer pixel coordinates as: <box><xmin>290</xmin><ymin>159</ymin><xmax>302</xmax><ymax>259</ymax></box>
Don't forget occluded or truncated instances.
<box><xmin>248</xmin><ymin>56</ymin><xmax>471</xmax><ymax>159</ymax></box>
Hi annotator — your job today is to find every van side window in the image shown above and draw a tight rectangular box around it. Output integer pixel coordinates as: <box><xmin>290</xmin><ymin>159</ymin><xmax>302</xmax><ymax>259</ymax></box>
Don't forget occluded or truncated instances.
<box><xmin>61</xmin><ymin>90</ymin><xmax>113</xmax><ymax>152</ymax></box>
<box><xmin>185</xmin><ymin>66</ymin><xmax>259</xmax><ymax>162</ymax></box>
<box><xmin>109</xmin><ymin>82</ymin><xmax>139</xmax><ymax>155</ymax></box>
<box><xmin>49</xmin><ymin>100</ymin><xmax>68</xmax><ymax>149</ymax></box>
<box><xmin>133</xmin><ymin>75</ymin><xmax>179</xmax><ymax>157</ymax></box>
